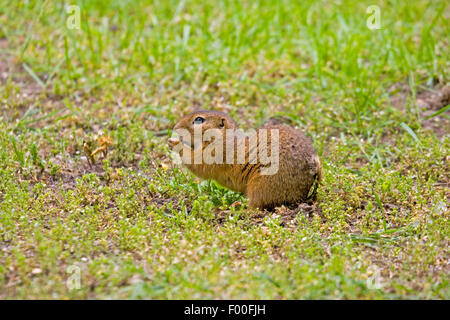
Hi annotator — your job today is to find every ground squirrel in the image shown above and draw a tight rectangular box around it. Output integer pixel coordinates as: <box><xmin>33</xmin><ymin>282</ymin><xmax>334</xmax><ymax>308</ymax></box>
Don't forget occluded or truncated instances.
<box><xmin>168</xmin><ymin>110</ymin><xmax>322</xmax><ymax>210</ymax></box>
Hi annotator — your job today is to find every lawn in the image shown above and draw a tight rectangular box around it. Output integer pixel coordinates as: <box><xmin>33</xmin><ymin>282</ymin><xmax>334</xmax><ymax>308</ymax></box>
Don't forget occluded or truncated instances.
<box><xmin>0</xmin><ymin>0</ymin><xmax>448</xmax><ymax>299</ymax></box>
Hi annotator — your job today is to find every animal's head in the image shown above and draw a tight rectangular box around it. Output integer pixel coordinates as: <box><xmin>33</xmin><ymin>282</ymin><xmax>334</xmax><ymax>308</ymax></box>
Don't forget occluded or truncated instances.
<box><xmin>168</xmin><ymin>110</ymin><xmax>238</xmax><ymax>150</ymax></box>
<box><xmin>174</xmin><ymin>110</ymin><xmax>237</xmax><ymax>132</ymax></box>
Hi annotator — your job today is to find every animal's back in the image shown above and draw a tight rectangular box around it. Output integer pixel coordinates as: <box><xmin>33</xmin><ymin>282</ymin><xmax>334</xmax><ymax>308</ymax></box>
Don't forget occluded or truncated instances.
<box><xmin>246</xmin><ymin>123</ymin><xmax>321</xmax><ymax>209</ymax></box>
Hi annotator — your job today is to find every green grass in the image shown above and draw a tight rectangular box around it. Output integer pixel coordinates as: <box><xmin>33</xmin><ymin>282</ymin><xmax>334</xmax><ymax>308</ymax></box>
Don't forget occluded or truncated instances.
<box><xmin>0</xmin><ymin>0</ymin><xmax>449</xmax><ymax>299</ymax></box>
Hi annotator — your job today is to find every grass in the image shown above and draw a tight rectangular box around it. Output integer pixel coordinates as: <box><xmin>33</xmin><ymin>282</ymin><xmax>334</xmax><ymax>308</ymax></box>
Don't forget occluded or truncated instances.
<box><xmin>0</xmin><ymin>0</ymin><xmax>449</xmax><ymax>299</ymax></box>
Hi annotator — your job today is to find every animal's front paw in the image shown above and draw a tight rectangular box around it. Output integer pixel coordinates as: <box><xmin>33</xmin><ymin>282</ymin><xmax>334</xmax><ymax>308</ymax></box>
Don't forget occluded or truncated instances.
<box><xmin>168</xmin><ymin>137</ymin><xmax>180</xmax><ymax>149</ymax></box>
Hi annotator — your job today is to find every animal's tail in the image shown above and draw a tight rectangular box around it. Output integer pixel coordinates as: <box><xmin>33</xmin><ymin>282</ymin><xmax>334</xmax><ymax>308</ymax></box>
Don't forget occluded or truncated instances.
<box><xmin>306</xmin><ymin>155</ymin><xmax>322</xmax><ymax>202</ymax></box>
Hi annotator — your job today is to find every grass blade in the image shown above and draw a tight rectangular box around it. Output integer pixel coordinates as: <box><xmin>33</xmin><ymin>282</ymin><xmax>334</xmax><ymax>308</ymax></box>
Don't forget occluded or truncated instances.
<box><xmin>424</xmin><ymin>104</ymin><xmax>450</xmax><ymax>120</ymax></box>
<box><xmin>23</xmin><ymin>63</ymin><xmax>45</xmax><ymax>89</ymax></box>
<box><xmin>400</xmin><ymin>122</ymin><xmax>421</xmax><ymax>146</ymax></box>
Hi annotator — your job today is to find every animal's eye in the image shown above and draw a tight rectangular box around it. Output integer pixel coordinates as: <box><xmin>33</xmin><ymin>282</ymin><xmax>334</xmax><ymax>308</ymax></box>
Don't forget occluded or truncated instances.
<box><xmin>193</xmin><ymin>117</ymin><xmax>205</xmax><ymax>124</ymax></box>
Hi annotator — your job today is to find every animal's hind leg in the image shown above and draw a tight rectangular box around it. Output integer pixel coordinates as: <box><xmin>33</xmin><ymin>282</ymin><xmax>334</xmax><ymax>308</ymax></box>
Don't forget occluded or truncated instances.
<box><xmin>246</xmin><ymin>176</ymin><xmax>281</xmax><ymax>210</ymax></box>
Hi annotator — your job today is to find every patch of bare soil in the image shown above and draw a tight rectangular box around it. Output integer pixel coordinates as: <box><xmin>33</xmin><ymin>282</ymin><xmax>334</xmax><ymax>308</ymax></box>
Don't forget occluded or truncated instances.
<box><xmin>419</xmin><ymin>86</ymin><xmax>450</xmax><ymax>138</ymax></box>
<box><xmin>0</xmin><ymin>39</ymin><xmax>48</xmax><ymax>122</ymax></box>
<box><xmin>0</xmin><ymin>42</ymin><xmax>37</xmax><ymax>92</ymax></box>
<box><xmin>277</xmin><ymin>203</ymin><xmax>321</xmax><ymax>226</ymax></box>
<box><xmin>245</xmin><ymin>202</ymin><xmax>323</xmax><ymax>228</ymax></box>
<box><xmin>0</xmin><ymin>41</ymin><xmax>10</xmax><ymax>76</ymax></box>
<box><xmin>389</xmin><ymin>83</ymin><xmax>450</xmax><ymax>139</ymax></box>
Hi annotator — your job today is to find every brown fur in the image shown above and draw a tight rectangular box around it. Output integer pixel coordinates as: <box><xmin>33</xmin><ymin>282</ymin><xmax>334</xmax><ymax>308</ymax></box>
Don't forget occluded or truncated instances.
<box><xmin>168</xmin><ymin>110</ymin><xmax>322</xmax><ymax>210</ymax></box>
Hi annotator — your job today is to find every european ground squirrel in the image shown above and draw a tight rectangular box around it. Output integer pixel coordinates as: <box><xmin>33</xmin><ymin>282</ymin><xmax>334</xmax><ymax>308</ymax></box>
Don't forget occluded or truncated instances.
<box><xmin>168</xmin><ymin>110</ymin><xmax>322</xmax><ymax>210</ymax></box>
